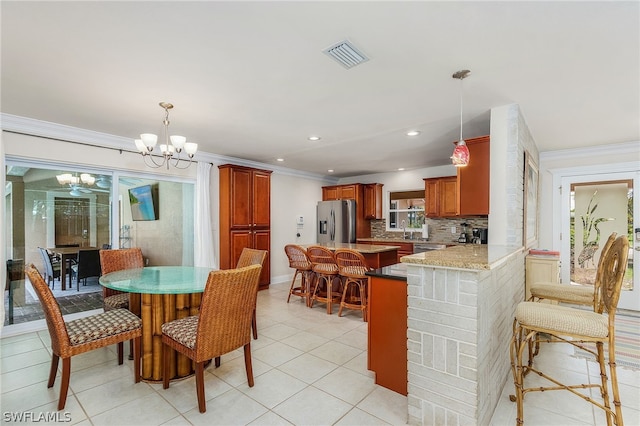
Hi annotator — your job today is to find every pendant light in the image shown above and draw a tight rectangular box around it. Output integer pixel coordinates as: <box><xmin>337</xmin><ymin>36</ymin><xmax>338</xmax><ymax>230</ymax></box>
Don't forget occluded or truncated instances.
<box><xmin>451</xmin><ymin>69</ymin><xmax>471</xmax><ymax>167</ymax></box>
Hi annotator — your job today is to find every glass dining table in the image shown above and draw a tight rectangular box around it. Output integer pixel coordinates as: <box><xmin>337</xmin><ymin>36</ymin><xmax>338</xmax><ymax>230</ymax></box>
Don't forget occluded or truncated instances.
<box><xmin>99</xmin><ymin>266</ymin><xmax>215</xmax><ymax>382</ymax></box>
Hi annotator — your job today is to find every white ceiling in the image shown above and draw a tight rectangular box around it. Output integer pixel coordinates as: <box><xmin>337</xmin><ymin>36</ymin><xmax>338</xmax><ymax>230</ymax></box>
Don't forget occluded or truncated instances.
<box><xmin>2</xmin><ymin>1</ymin><xmax>638</xmax><ymax>177</ymax></box>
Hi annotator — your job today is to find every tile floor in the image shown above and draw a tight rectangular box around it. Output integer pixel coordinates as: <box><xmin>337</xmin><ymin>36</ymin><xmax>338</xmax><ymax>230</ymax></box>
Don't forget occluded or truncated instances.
<box><xmin>1</xmin><ymin>279</ymin><xmax>639</xmax><ymax>425</ymax></box>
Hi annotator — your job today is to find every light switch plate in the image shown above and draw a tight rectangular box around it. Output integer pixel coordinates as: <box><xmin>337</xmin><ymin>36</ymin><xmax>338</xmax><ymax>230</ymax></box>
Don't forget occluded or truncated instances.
<box><xmin>451</xmin><ymin>226</ymin><xmax>457</xmax><ymax>234</ymax></box>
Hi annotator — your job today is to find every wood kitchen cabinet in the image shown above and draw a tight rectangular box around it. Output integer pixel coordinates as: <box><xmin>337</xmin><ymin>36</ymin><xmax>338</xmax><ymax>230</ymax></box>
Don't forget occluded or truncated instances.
<box><xmin>322</xmin><ymin>183</ymin><xmax>371</xmax><ymax>239</ymax></box>
<box><xmin>219</xmin><ymin>164</ymin><xmax>272</xmax><ymax>289</ymax></box>
<box><xmin>458</xmin><ymin>136</ymin><xmax>490</xmax><ymax>216</ymax></box>
<box><xmin>423</xmin><ymin>135</ymin><xmax>490</xmax><ymax>218</ymax></box>
<box><xmin>367</xmin><ymin>271</ymin><xmax>408</xmax><ymax>395</ymax></box>
<box><xmin>363</xmin><ymin>183</ymin><xmax>383</xmax><ymax>220</ymax></box>
<box><xmin>423</xmin><ymin>176</ymin><xmax>459</xmax><ymax>217</ymax></box>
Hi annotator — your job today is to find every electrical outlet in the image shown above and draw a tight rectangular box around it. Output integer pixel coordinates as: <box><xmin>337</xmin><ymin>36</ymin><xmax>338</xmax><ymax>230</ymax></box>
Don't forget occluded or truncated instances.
<box><xmin>451</xmin><ymin>226</ymin><xmax>457</xmax><ymax>234</ymax></box>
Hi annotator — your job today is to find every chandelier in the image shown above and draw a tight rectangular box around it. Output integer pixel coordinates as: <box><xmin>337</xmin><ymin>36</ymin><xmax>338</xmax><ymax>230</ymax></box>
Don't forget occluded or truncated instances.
<box><xmin>451</xmin><ymin>70</ymin><xmax>471</xmax><ymax>167</ymax></box>
<box><xmin>134</xmin><ymin>102</ymin><xmax>198</xmax><ymax>169</ymax></box>
<box><xmin>56</xmin><ymin>173</ymin><xmax>96</xmax><ymax>196</ymax></box>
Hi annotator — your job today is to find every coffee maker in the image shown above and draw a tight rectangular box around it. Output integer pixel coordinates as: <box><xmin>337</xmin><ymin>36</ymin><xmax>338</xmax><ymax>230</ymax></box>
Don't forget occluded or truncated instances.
<box><xmin>472</xmin><ymin>228</ymin><xmax>488</xmax><ymax>244</ymax></box>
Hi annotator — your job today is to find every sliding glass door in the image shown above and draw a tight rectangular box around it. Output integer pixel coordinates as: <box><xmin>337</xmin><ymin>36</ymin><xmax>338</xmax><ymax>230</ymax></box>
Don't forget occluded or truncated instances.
<box><xmin>4</xmin><ymin>161</ymin><xmax>195</xmax><ymax>328</ymax></box>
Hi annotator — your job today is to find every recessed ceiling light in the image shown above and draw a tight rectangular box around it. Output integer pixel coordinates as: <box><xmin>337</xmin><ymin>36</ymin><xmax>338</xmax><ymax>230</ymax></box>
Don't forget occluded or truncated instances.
<box><xmin>406</xmin><ymin>130</ymin><xmax>420</xmax><ymax>137</ymax></box>
<box><xmin>398</xmin><ymin>168</ymin><xmax>405</xmax><ymax>171</ymax></box>
<box><xmin>276</xmin><ymin>158</ymin><xmax>284</xmax><ymax>162</ymax></box>
<box><xmin>328</xmin><ymin>169</ymin><xmax>334</xmax><ymax>173</ymax></box>
<box><xmin>308</xmin><ymin>136</ymin><xmax>321</xmax><ymax>141</ymax></box>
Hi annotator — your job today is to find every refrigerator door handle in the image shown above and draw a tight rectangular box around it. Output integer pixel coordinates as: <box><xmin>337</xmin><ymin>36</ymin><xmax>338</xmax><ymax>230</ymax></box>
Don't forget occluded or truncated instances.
<box><xmin>330</xmin><ymin>208</ymin><xmax>335</xmax><ymax>241</ymax></box>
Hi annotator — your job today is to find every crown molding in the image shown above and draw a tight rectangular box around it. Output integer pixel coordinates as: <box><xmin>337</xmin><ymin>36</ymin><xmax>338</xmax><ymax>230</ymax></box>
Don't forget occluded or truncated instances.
<box><xmin>1</xmin><ymin>113</ymin><xmax>332</xmax><ymax>183</ymax></box>
<box><xmin>539</xmin><ymin>140</ymin><xmax>640</xmax><ymax>163</ymax></box>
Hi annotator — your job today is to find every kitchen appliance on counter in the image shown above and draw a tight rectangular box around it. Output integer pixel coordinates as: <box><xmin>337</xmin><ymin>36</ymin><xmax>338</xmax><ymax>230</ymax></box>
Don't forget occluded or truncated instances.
<box><xmin>317</xmin><ymin>199</ymin><xmax>356</xmax><ymax>244</ymax></box>
<box><xmin>458</xmin><ymin>222</ymin><xmax>469</xmax><ymax>243</ymax></box>
<box><xmin>472</xmin><ymin>228</ymin><xmax>488</xmax><ymax>244</ymax></box>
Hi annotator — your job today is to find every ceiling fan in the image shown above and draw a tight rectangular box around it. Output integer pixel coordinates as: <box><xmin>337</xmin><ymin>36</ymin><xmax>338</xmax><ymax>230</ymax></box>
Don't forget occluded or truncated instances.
<box><xmin>56</xmin><ymin>173</ymin><xmax>110</xmax><ymax>196</ymax></box>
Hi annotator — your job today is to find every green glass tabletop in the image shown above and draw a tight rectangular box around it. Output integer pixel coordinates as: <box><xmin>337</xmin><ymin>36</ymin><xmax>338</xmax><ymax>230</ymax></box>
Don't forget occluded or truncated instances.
<box><xmin>99</xmin><ymin>266</ymin><xmax>215</xmax><ymax>294</ymax></box>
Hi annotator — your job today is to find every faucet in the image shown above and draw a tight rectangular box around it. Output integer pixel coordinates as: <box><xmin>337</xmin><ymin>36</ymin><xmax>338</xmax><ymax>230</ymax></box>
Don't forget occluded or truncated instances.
<box><xmin>401</xmin><ymin>220</ymin><xmax>407</xmax><ymax>239</ymax></box>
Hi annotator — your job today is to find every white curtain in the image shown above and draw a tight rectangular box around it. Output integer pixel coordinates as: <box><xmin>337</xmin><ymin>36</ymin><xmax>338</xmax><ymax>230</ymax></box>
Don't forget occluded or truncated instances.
<box><xmin>194</xmin><ymin>162</ymin><xmax>216</xmax><ymax>268</ymax></box>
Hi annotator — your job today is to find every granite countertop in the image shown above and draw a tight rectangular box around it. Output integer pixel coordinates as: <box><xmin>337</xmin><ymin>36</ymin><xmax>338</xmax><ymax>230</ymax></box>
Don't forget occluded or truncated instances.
<box><xmin>366</xmin><ymin>262</ymin><xmax>408</xmax><ymax>280</ymax></box>
<box><xmin>401</xmin><ymin>244</ymin><xmax>523</xmax><ymax>270</ymax></box>
<box><xmin>301</xmin><ymin>242</ymin><xmax>400</xmax><ymax>253</ymax></box>
<box><xmin>358</xmin><ymin>237</ymin><xmax>458</xmax><ymax>245</ymax></box>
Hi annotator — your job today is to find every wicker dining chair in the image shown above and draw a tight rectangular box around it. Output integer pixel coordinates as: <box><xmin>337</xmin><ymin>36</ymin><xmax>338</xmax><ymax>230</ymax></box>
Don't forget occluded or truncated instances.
<box><xmin>529</xmin><ymin>232</ymin><xmax>617</xmax><ymax>309</ymax></box>
<box><xmin>510</xmin><ymin>235</ymin><xmax>629</xmax><ymax>426</ymax></box>
<box><xmin>236</xmin><ymin>248</ymin><xmax>268</xmax><ymax>339</ymax></box>
<box><xmin>334</xmin><ymin>248</ymin><xmax>372</xmax><ymax>321</ymax></box>
<box><xmin>284</xmin><ymin>244</ymin><xmax>314</xmax><ymax>307</ymax></box>
<box><xmin>99</xmin><ymin>248</ymin><xmax>144</xmax><ymax>312</ymax></box>
<box><xmin>25</xmin><ymin>264</ymin><xmax>142</xmax><ymax>411</ymax></box>
<box><xmin>307</xmin><ymin>246</ymin><xmax>342</xmax><ymax>315</ymax></box>
<box><xmin>161</xmin><ymin>264</ymin><xmax>262</xmax><ymax>413</ymax></box>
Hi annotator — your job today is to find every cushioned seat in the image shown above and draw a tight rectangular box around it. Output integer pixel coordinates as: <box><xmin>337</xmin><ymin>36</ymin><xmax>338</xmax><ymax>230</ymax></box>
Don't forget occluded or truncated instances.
<box><xmin>161</xmin><ymin>265</ymin><xmax>262</xmax><ymax>413</ymax></box>
<box><xmin>529</xmin><ymin>232</ymin><xmax>617</xmax><ymax>308</ymax></box>
<box><xmin>510</xmin><ymin>236</ymin><xmax>629</xmax><ymax>426</ymax></box>
<box><xmin>25</xmin><ymin>264</ymin><xmax>142</xmax><ymax>411</ymax></box>
<box><xmin>103</xmin><ymin>292</ymin><xmax>130</xmax><ymax>310</ymax></box>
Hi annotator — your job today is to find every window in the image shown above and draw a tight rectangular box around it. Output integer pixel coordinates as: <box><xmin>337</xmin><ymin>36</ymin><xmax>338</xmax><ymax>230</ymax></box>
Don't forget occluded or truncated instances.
<box><xmin>388</xmin><ymin>190</ymin><xmax>425</xmax><ymax>230</ymax></box>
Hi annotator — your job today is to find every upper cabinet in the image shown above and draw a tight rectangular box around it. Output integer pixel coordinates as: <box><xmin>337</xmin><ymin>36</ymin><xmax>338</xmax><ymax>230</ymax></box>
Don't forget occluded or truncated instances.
<box><xmin>322</xmin><ymin>184</ymin><xmax>358</xmax><ymax>201</ymax></box>
<box><xmin>424</xmin><ymin>176</ymin><xmax>458</xmax><ymax>217</ymax></box>
<box><xmin>322</xmin><ymin>183</ymin><xmax>382</xmax><ymax>238</ymax></box>
<box><xmin>424</xmin><ymin>135</ymin><xmax>490</xmax><ymax>218</ymax></box>
<box><xmin>363</xmin><ymin>183</ymin><xmax>384</xmax><ymax>220</ymax></box>
<box><xmin>458</xmin><ymin>136</ymin><xmax>490</xmax><ymax>216</ymax></box>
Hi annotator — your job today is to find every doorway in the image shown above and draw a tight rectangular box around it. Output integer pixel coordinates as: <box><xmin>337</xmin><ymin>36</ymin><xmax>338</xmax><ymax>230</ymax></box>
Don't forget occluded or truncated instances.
<box><xmin>561</xmin><ymin>172</ymin><xmax>638</xmax><ymax>311</ymax></box>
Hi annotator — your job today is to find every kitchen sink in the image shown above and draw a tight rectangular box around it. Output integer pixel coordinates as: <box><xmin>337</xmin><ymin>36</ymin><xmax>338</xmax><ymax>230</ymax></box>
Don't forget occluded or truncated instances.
<box><xmin>413</xmin><ymin>243</ymin><xmax>448</xmax><ymax>254</ymax></box>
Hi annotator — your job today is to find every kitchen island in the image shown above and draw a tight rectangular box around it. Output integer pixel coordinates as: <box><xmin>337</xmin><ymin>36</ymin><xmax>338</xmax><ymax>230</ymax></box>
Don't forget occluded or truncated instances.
<box><xmin>301</xmin><ymin>242</ymin><xmax>399</xmax><ymax>269</ymax></box>
<box><xmin>366</xmin><ymin>263</ymin><xmax>408</xmax><ymax>396</ymax></box>
<box><xmin>401</xmin><ymin>244</ymin><xmax>524</xmax><ymax>425</ymax></box>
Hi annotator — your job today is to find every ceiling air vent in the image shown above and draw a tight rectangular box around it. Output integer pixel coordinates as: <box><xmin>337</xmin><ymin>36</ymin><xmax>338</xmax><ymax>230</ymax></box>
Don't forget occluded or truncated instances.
<box><xmin>322</xmin><ymin>40</ymin><xmax>369</xmax><ymax>69</ymax></box>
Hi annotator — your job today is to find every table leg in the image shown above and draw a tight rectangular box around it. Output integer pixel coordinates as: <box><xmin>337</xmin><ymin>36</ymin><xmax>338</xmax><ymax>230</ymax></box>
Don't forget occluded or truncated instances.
<box><xmin>140</xmin><ymin>292</ymin><xmax>202</xmax><ymax>382</ymax></box>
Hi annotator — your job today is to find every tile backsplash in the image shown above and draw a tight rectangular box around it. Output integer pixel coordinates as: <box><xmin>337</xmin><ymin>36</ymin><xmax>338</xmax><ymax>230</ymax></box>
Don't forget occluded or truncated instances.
<box><xmin>370</xmin><ymin>217</ymin><xmax>489</xmax><ymax>243</ymax></box>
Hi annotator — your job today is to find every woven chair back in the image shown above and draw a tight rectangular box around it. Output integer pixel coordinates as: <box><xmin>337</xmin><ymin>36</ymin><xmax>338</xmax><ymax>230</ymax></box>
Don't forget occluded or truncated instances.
<box><xmin>99</xmin><ymin>248</ymin><xmax>144</xmax><ymax>275</ymax></box>
<box><xmin>195</xmin><ymin>264</ymin><xmax>262</xmax><ymax>361</ymax></box>
<box><xmin>595</xmin><ymin>236</ymin><xmax>629</xmax><ymax>315</ymax></box>
<box><xmin>334</xmin><ymin>249</ymin><xmax>370</xmax><ymax>278</ymax></box>
<box><xmin>591</xmin><ymin>232</ymin><xmax>617</xmax><ymax>309</ymax></box>
<box><xmin>25</xmin><ymin>264</ymin><xmax>69</xmax><ymax>355</ymax></box>
<box><xmin>284</xmin><ymin>244</ymin><xmax>312</xmax><ymax>271</ymax></box>
<box><xmin>236</xmin><ymin>248</ymin><xmax>267</xmax><ymax>269</ymax></box>
<box><xmin>306</xmin><ymin>246</ymin><xmax>339</xmax><ymax>274</ymax></box>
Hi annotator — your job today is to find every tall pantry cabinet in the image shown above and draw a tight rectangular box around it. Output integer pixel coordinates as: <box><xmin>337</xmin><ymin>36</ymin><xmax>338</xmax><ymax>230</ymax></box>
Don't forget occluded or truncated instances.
<box><xmin>219</xmin><ymin>164</ymin><xmax>272</xmax><ymax>289</ymax></box>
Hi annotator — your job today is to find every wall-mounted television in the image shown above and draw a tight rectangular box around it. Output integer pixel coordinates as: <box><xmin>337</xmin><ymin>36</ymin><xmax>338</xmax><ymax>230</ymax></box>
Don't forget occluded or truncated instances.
<box><xmin>128</xmin><ymin>184</ymin><xmax>159</xmax><ymax>221</ymax></box>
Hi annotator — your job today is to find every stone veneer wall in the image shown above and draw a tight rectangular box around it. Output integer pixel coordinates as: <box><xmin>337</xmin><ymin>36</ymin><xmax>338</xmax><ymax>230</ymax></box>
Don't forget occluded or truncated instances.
<box><xmin>406</xmin><ymin>249</ymin><xmax>525</xmax><ymax>425</ymax></box>
<box><xmin>370</xmin><ymin>218</ymin><xmax>489</xmax><ymax>244</ymax></box>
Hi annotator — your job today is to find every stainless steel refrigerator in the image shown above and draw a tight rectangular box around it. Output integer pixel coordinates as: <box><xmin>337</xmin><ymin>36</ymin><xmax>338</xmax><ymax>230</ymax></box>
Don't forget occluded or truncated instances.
<box><xmin>317</xmin><ymin>199</ymin><xmax>356</xmax><ymax>244</ymax></box>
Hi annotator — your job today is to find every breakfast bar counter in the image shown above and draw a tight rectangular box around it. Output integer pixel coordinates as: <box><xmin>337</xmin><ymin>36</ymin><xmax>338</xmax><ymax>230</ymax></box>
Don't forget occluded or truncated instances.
<box><xmin>399</xmin><ymin>244</ymin><xmax>524</xmax><ymax>425</ymax></box>
<box><xmin>301</xmin><ymin>243</ymin><xmax>399</xmax><ymax>268</ymax></box>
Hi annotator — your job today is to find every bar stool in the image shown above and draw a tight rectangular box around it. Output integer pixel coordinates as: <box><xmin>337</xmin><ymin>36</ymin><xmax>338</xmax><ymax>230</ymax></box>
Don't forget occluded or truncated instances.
<box><xmin>510</xmin><ymin>235</ymin><xmax>628</xmax><ymax>426</ymax></box>
<box><xmin>307</xmin><ymin>246</ymin><xmax>342</xmax><ymax>314</ymax></box>
<box><xmin>284</xmin><ymin>244</ymin><xmax>314</xmax><ymax>307</ymax></box>
<box><xmin>334</xmin><ymin>249</ymin><xmax>371</xmax><ymax>321</ymax></box>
